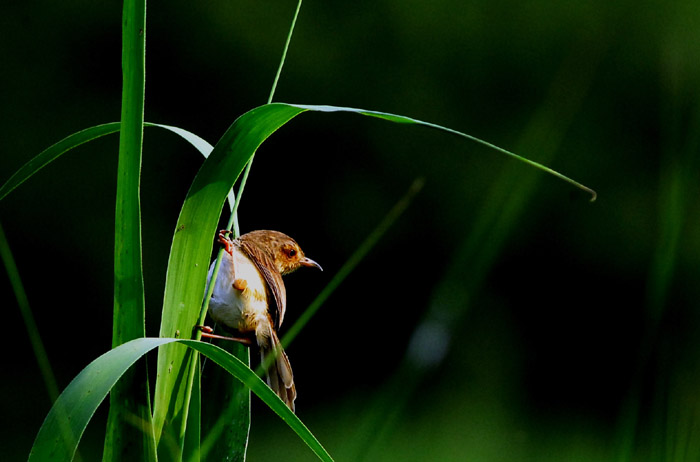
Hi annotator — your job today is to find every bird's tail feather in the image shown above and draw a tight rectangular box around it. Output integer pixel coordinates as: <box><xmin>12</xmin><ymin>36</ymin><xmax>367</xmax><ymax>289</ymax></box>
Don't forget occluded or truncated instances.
<box><xmin>260</xmin><ymin>327</ymin><xmax>296</xmax><ymax>412</ymax></box>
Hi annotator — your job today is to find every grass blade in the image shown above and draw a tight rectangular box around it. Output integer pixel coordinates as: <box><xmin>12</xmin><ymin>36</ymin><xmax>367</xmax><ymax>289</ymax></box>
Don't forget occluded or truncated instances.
<box><xmin>28</xmin><ymin>338</ymin><xmax>333</xmax><ymax>462</ymax></box>
<box><xmin>289</xmin><ymin>104</ymin><xmax>597</xmax><ymax>201</ymax></box>
<box><xmin>0</xmin><ymin>122</ymin><xmax>225</xmax><ymax>205</ymax></box>
<box><xmin>0</xmin><ymin>123</ymin><xmax>121</xmax><ymax>201</ymax></box>
<box><xmin>0</xmin><ymin>221</ymin><xmax>60</xmax><ymax>403</ymax></box>
<box><xmin>103</xmin><ymin>0</ymin><xmax>154</xmax><ymax>459</ymax></box>
<box><xmin>152</xmin><ymin>103</ymin><xmax>307</xmax><ymax>458</ymax></box>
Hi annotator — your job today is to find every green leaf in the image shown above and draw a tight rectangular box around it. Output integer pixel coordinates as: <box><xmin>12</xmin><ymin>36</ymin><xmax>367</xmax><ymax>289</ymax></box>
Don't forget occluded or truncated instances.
<box><xmin>0</xmin><ymin>123</ymin><xmax>120</xmax><ymax>201</ymax></box>
<box><xmin>103</xmin><ymin>0</ymin><xmax>152</xmax><ymax>459</ymax></box>
<box><xmin>152</xmin><ymin>103</ymin><xmax>306</xmax><ymax>457</ymax></box>
<box><xmin>0</xmin><ymin>122</ymin><xmax>220</xmax><ymax>203</ymax></box>
<box><xmin>28</xmin><ymin>338</ymin><xmax>333</xmax><ymax>462</ymax></box>
<box><xmin>289</xmin><ymin>104</ymin><xmax>597</xmax><ymax>201</ymax></box>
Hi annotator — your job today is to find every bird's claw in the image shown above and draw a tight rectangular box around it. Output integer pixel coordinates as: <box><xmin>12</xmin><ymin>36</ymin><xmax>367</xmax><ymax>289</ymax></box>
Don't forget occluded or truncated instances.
<box><xmin>196</xmin><ymin>325</ymin><xmax>215</xmax><ymax>334</ymax></box>
<box><xmin>195</xmin><ymin>325</ymin><xmax>254</xmax><ymax>345</ymax></box>
<box><xmin>217</xmin><ymin>230</ymin><xmax>234</xmax><ymax>255</ymax></box>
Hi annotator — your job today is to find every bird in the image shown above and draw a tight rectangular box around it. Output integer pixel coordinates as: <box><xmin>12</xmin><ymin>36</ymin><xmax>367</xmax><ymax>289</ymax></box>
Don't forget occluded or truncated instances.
<box><xmin>201</xmin><ymin>229</ymin><xmax>322</xmax><ymax>412</ymax></box>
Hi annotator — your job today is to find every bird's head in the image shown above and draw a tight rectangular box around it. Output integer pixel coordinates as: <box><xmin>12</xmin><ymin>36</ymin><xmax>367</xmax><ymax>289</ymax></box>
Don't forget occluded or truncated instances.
<box><xmin>241</xmin><ymin>230</ymin><xmax>322</xmax><ymax>275</ymax></box>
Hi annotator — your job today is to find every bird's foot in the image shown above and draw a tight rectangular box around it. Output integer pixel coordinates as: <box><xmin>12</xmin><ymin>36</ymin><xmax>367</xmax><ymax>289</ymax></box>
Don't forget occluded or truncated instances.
<box><xmin>195</xmin><ymin>325</ymin><xmax>254</xmax><ymax>345</ymax></box>
<box><xmin>217</xmin><ymin>230</ymin><xmax>234</xmax><ymax>255</ymax></box>
<box><xmin>233</xmin><ymin>278</ymin><xmax>247</xmax><ymax>291</ymax></box>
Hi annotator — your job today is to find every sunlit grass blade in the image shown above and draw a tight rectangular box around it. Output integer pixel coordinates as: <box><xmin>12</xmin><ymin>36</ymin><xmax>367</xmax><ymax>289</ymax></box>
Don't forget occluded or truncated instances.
<box><xmin>104</xmin><ymin>0</ymin><xmax>152</xmax><ymax>459</ymax></box>
<box><xmin>189</xmin><ymin>341</ymin><xmax>332</xmax><ymax>462</ymax></box>
<box><xmin>0</xmin><ymin>122</ymin><xmax>231</xmax><ymax>207</ymax></box>
<box><xmin>0</xmin><ymin>123</ymin><xmax>120</xmax><ymax>201</ymax></box>
<box><xmin>152</xmin><ymin>103</ymin><xmax>307</xmax><ymax>458</ymax></box>
<box><xmin>28</xmin><ymin>338</ymin><xmax>333</xmax><ymax>462</ymax></box>
<box><xmin>289</xmin><ymin>104</ymin><xmax>596</xmax><ymax>201</ymax></box>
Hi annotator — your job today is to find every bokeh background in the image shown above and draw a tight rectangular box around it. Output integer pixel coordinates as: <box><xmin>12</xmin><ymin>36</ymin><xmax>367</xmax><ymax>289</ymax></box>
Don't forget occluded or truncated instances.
<box><xmin>3</xmin><ymin>0</ymin><xmax>700</xmax><ymax>460</ymax></box>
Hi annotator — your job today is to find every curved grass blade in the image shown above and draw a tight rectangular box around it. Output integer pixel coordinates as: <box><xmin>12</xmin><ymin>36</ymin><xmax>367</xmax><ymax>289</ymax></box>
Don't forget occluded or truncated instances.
<box><xmin>0</xmin><ymin>123</ymin><xmax>121</xmax><ymax>201</ymax></box>
<box><xmin>28</xmin><ymin>338</ymin><xmax>333</xmax><ymax>462</ymax></box>
<box><xmin>152</xmin><ymin>103</ymin><xmax>306</xmax><ymax>455</ymax></box>
<box><xmin>289</xmin><ymin>104</ymin><xmax>597</xmax><ymax>201</ymax></box>
<box><xmin>0</xmin><ymin>122</ymin><xmax>225</xmax><ymax>204</ymax></box>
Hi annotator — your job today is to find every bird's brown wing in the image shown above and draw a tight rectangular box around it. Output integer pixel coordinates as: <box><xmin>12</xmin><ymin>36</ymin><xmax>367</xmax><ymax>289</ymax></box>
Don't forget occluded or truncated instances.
<box><xmin>237</xmin><ymin>238</ymin><xmax>287</xmax><ymax>329</ymax></box>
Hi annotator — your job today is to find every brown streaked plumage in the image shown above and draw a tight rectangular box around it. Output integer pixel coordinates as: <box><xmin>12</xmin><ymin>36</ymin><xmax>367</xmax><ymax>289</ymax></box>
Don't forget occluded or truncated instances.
<box><xmin>203</xmin><ymin>229</ymin><xmax>322</xmax><ymax>412</ymax></box>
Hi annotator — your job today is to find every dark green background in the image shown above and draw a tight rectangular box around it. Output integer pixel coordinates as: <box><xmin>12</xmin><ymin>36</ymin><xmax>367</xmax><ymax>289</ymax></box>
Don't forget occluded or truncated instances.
<box><xmin>2</xmin><ymin>1</ymin><xmax>699</xmax><ymax>460</ymax></box>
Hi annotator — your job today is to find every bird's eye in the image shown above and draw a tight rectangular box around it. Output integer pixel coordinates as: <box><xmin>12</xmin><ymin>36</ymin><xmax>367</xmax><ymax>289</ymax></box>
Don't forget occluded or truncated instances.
<box><xmin>282</xmin><ymin>244</ymin><xmax>297</xmax><ymax>258</ymax></box>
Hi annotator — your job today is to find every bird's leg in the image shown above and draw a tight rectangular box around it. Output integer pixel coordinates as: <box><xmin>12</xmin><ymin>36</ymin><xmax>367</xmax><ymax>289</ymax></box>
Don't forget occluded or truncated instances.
<box><xmin>217</xmin><ymin>230</ymin><xmax>247</xmax><ymax>291</ymax></box>
<box><xmin>195</xmin><ymin>325</ymin><xmax>254</xmax><ymax>345</ymax></box>
<box><xmin>217</xmin><ymin>229</ymin><xmax>235</xmax><ymax>256</ymax></box>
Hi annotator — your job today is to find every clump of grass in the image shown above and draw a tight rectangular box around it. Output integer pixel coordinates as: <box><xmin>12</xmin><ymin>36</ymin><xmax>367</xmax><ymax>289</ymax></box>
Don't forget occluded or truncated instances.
<box><xmin>1</xmin><ymin>1</ymin><xmax>595</xmax><ymax>461</ymax></box>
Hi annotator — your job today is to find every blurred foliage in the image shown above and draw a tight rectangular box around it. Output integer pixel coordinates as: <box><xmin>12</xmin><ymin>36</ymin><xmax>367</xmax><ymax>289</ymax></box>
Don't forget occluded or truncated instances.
<box><xmin>2</xmin><ymin>0</ymin><xmax>700</xmax><ymax>460</ymax></box>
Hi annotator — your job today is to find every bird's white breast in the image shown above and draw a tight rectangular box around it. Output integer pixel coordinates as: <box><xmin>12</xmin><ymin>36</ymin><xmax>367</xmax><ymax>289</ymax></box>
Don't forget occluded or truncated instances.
<box><xmin>207</xmin><ymin>244</ymin><xmax>269</xmax><ymax>333</ymax></box>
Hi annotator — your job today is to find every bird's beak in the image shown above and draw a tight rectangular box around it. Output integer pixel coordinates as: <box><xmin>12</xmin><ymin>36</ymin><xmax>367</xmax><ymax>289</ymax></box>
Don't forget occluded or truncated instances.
<box><xmin>300</xmin><ymin>257</ymin><xmax>323</xmax><ymax>271</ymax></box>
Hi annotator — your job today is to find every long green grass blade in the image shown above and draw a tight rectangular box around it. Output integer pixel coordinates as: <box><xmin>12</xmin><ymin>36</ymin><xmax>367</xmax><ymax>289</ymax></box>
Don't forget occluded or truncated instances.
<box><xmin>152</xmin><ymin>103</ymin><xmax>306</xmax><ymax>459</ymax></box>
<box><xmin>28</xmin><ymin>338</ymin><xmax>333</xmax><ymax>462</ymax></box>
<box><xmin>0</xmin><ymin>123</ymin><xmax>120</xmax><ymax>201</ymax></box>
<box><xmin>103</xmin><ymin>0</ymin><xmax>153</xmax><ymax>459</ymax></box>
<box><xmin>0</xmin><ymin>122</ymin><xmax>224</xmax><ymax>205</ymax></box>
<box><xmin>289</xmin><ymin>104</ymin><xmax>597</xmax><ymax>200</ymax></box>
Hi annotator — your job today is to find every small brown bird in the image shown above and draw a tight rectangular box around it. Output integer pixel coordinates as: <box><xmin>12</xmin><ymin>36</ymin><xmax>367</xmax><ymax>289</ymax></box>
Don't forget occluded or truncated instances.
<box><xmin>202</xmin><ymin>229</ymin><xmax>322</xmax><ymax>411</ymax></box>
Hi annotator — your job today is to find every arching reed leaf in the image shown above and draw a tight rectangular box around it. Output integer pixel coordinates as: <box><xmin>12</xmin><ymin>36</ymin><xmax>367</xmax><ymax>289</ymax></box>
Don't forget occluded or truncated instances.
<box><xmin>28</xmin><ymin>338</ymin><xmax>333</xmax><ymax>462</ymax></box>
<box><xmin>0</xmin><ymin>123</ymin><xmax>218</xmax><ymax>204</ymax></box>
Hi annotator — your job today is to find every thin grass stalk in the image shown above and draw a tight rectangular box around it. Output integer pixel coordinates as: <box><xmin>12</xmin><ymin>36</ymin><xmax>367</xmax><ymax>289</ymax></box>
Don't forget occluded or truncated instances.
<box><xmin>281</xmin><ymin>177</ymin><xmax>424</xmax><ymax>347</ymax></box>
<box><xmin>0</xmin><ymin>221</ymin><xmax>60</xmax><ymax>402</ymax></box>
<box><xmin>0</xmin><ymin>221</ymin><xmax>86</xmax><ymax>458</ymax></box>
<box><xmin>247</xmin><ymin>178</ymin><xmax>425</xmax><ymax>379</ymax></box>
